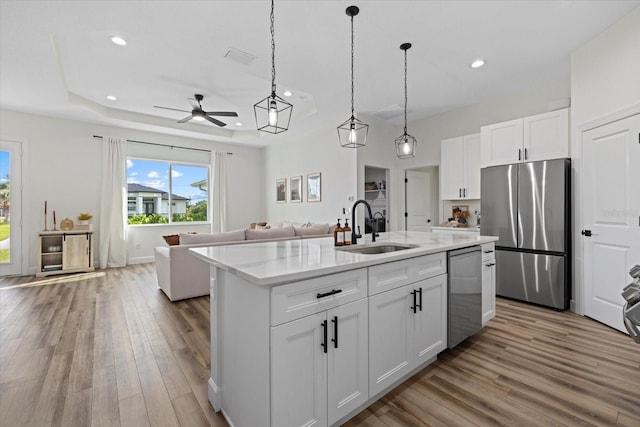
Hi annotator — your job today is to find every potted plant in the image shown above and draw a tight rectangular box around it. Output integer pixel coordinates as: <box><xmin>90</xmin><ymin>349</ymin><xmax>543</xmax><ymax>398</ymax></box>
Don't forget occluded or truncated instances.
<box><xmin>77</xmin><ymin>212</ymin><xmax>93</xmax><ymax>225</ymax></box>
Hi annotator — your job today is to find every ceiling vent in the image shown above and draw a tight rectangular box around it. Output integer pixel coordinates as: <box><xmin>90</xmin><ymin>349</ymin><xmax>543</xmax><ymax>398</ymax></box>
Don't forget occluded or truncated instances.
<box><xmin>372</xmin><ymin>103</ymin><xmax>404</xmax><ymax>120</ymax></box>
<box><xmin>224</xmin><ymin>48</ymin><xmax>257</xmax><ymax>66</ymax></box>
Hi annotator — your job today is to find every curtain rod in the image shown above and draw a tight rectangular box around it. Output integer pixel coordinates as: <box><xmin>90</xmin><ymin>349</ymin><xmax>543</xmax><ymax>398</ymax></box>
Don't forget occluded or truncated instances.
<box><xmin>92</xmin><ymin>135</ymin><xmax>232</xmax><ymax>155</ymax></box>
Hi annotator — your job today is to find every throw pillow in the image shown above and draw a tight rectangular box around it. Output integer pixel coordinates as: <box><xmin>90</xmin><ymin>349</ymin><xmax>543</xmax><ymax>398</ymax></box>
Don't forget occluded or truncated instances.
<box><xmin>294</xmin><ymin>223</ymin><xmax>330</xmax><ymax>236</ymax></box>
<box><xmin>162</xmin><ymin>234</ymin><xmax>180</xmax><ymax>246</ymax></box>
<box><xmin>245</xmin><ymin>226</ymin><xmax>295</xmax><ymax>240</ymax></box>
<box><xmin>179</xmin><ymin>229</ymin><xmax>246</xmax><ymax>245</ymax></box>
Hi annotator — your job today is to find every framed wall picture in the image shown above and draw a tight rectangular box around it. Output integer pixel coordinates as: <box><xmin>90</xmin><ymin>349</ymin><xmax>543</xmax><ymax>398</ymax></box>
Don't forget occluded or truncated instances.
<box><xmin>307</xmin><ymin>172</ymin><xmax>321</xmax><ymax>202</ymax></box>
<box><xmin>290</xmin><ymin>176</ymin><xmax>302</xmax><ymax>203</ymax></box>
<box><xmin>276</xmin><ymin>178</ymin><xmax>287</xmax><ymax>203</ymax></box>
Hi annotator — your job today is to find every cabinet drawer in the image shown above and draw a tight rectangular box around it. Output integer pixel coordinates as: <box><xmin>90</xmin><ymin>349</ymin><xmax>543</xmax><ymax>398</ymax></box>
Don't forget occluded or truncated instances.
<box><xmin>368</xmin><ymin>253</ymin><xmax>447</xmax><ymax>296</ymax></box>
<box><xmin>481</xmin><ymin>243</ymin><xmax>496</xmax><ymax>262</ymax></box>
<box><xmin>271</xmin><ymin>269</ymin><xmax>367</xmax><ymax>326</ymax></box>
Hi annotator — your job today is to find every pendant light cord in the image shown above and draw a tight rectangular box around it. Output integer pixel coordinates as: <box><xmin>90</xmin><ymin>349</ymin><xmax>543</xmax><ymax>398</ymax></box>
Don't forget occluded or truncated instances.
<box><xmin>271</xmin><ymin>0</ymin><xmax>276</xmax><ymax>96</ymax></box>
<box><xmin>350</xmin><ymin>13</ymin><xmax>355</xmax><ymax>119</ymax></box>
<box><xmin>403</xmin><ymin>47</ymin><xmax>408</xmax><ymax>135</ymax></box>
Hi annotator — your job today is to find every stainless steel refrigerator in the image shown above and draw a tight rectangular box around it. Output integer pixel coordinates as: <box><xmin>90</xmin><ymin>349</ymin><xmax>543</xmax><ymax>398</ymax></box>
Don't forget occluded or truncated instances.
<box><xmin>480</xmin><ymin>159</ymin><xmax>570</xmax><ymax>310</ymax></box>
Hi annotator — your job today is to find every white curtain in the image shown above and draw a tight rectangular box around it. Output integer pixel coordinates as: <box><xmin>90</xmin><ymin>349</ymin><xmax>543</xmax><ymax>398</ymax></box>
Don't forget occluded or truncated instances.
<box><xmin>211</xmin><ymin>151</ymin><xmax>228</xmax><ymax>232</ymax></box>
<box><xmin>98</xmin><ymin>137</ymin><xmax>127</xmax><ymax>268</ymax></box>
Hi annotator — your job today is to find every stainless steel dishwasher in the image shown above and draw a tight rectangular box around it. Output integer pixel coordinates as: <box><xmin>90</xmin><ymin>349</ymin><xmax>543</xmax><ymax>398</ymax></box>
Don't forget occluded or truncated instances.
<box><xmin>448</xmin><ymin>246</ymin><xmax>482</xmax><ymax>348</ymax></box>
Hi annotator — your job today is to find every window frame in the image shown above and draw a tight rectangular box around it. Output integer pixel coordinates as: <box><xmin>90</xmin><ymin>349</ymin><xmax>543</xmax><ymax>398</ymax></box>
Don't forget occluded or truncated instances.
<box><xmin>126</xmin><ymin>156</ymin><xmax>211</xmax><ymax>226</ymax></box>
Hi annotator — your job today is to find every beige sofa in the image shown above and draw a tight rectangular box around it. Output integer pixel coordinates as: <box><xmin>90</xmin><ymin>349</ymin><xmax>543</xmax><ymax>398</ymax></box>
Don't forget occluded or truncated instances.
<box><xmin>154</xmin><ymin>224</ymin><xmax>333</xmax><ymax>301</ymax></box>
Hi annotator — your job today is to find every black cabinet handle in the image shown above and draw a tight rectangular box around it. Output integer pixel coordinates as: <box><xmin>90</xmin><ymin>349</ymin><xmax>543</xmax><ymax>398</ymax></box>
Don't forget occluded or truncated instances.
<box><xmin>518</xmin><ymin>149</ymin><xmax>522</xmax><ymax>161</ymax></box>
<box><xmin>463</xmin><ymin>188</ymin><xmax>466</xmax><ymax>198</ymax></box>
<box><xmin>417</xmin><ymin>287</ymin><xmax>423</xmax><ymax>312</ymax></box>
<box><xmin>486</xmin><ymin>262</ymin><xmax>495</xmax><ymax>267</ymax></box>
<box><xmin>459</xmin><ymin>188</ymin><xmax>462</xmax><ymax>198</ymax></box>
<box><xmin>410</xmin><ymin>290</ymin><xmax>417</xmax><ymax>313</ymax></box>
<box><xmin>317</xmin><ymin>289</ymin><xmax>342</xmax><ymax>299</ymax></box>
<box><xmin>321</xmin><ymin>320</ymin><xmax>328</xmax><ymax>354</ymax></box>
<box><xmin>524</xmin><ymin>148</ymin><xmax>528</xmax><ymax>160</ymax></box>
<box><xmin>331</xmin><ymin>316</ymin><xmax>338</xmax><ymax>349</ymax></box>
<box><xmin>484</xmin><ymin>250</ymin><xmax>494</xmax><ymax>254</ymax></box>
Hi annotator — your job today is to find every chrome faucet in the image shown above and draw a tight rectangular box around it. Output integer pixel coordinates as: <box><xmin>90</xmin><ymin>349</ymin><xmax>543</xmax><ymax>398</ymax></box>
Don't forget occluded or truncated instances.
<box><xmin>351</xmin><ymin>199</ymin><xmax>377</xmax><ymax>245</ymax></box>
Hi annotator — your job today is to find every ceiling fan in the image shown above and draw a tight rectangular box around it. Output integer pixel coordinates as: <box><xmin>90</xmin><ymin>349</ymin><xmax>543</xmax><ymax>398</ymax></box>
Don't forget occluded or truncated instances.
<box><xmin>154</xmin><ymin>94</ymin><xmax>238</xmax><ymax>127</ymax></box>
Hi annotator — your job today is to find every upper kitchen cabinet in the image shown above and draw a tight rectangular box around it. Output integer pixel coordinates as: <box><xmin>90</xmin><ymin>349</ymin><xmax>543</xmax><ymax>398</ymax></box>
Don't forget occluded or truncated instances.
<box><xmin>481</xmin><ymin>108</ymin><xmax>569</xmax><ymax>167</ymax></box>
<box><xmin>440</xmin><ymin>133</ymin><xmax>480</xmax><ymax>200</ymax></box>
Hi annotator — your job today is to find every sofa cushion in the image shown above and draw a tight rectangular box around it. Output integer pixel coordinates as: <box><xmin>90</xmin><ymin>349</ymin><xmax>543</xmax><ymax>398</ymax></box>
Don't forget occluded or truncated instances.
<box><xmin>179</xmin><ymin>229</ymin><xmax>246</xmax><ymax>245</ymax></box>
<box><xmin>245</xmin><ymin>226</ymin><xmax>295</xmax><ymax>240</ymax></box>
<box><xmin>294</xmin><ymin>223</ymin><xmax>330</xmax><ymax>236</ymax></box>
<box><xmin>162</xmin><ymin>234</ymin><xmax>180</xmax><ymax>246</ymax></box>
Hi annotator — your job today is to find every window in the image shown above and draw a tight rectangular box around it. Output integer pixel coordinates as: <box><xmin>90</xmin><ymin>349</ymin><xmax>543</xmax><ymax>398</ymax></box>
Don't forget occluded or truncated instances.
<box><xmin>126</xmin><ymin>158</ymin><xmax>209</xmax><ymax>224</ymax></box>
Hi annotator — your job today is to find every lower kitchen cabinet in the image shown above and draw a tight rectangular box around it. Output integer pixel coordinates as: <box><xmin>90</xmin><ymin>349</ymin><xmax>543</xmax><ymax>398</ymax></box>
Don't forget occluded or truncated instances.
<box><xmin>368</xmin><ymin>274</ymin><xmax>447</xmax><ymax>397</ymax></box>
<box><xmin>271</xmin><ymin>298</ymin><xmax>368</xmax><ymax>427</ymax></box>
<box><xmin>482</xmin><ymin>243</ymin><xmax>496</xmax><ymax>325</ymax></box>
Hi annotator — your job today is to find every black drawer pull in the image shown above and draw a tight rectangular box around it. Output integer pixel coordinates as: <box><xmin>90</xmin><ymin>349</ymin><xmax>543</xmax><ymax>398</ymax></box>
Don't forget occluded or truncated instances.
<box><xmin>317</xmin><ymin>289</ymin><xmax>342</xmax><ymax>299</ymax></box>
<box><xmin>410</xmin><ymin>289</ymin><xmax>417</xmax><ymax>313</ymax></box>
<box><xmin>321</xmin><ymin>320</ymin><xmax>328</xmax><ymax>354</ymax></box>
<box><xmin>484</xmin><ymin>250</ymin><xmax>494</xmax><ymax>253</ymax></box>
<box><xmin>486</xmin><ymin>262</ymin><xmax>495</xmax><ymax>267</ymax></box>
<box><xmin>417</xmin><ymin>287</ymin><xmax>423</xmax><ymax>312</ymax></box>
<box><xmin>331</xmin><ymin>316</ymin><xmax>338</xmax><ymax>349</ymax></box>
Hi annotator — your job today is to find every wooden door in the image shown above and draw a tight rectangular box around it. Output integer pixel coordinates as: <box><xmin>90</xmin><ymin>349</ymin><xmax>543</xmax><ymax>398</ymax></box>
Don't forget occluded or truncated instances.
<box><xmin>413</xmin><ymin>275</ymin><xmax>448</xmax><ymax>364</ymax></box>
<box><xmin>406</xmin><ymin>170</ymin><xmax>432</xmax><ymax>231</ymax></box>
<box><xmin>327</xmin><ymin>299</ymin><xmax>368</xmax><ymax>425</ymax></box>
<box><xmin>368</xmin><ymin>285</ymin><xmax>413</xmax><ymax>396</ymax></box>
<box><xmin>440</xmin><ymin>137</ymin><xmax>464</xmax><ymax>199</ymax></box>
<box><xmin>62</xmin><ymin>234</ymin><xmax>89</xmax><ymax>270</ymax></box>
<box><xmin>523</xmin><ymin>108</ymin><xmax>569</xmax><ymax>162</ymax></box>
<box><xmin>463</xmin><ymin>133</ymin><xmax>481</xmax><ymax>198</ymax></box>
<box><xmin>271</xmin><ymin>312</ymin><xmax>327</xmax><ymax>427</ymax></box>
<box><xmin>480</xmin><ymin>118</ymin><xmax>523</xmax><ymax>167</ymax></box>
<box><xmin>583</xmin><ymin>113</ymin><xmax>640</xmax><ymax>332</ymax></box>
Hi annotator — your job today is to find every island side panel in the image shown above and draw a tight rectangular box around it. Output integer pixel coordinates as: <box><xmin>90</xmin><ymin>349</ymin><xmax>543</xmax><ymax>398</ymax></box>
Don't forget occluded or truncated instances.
<box><xmin>218</xmin><ymin>268</ymin><xmax>271</xmax><ymax>426</ymax></box>
<box><xmin>209</xmin><ymin>265</ymin><xmax>221</xmax><ymax>411</ymax></box>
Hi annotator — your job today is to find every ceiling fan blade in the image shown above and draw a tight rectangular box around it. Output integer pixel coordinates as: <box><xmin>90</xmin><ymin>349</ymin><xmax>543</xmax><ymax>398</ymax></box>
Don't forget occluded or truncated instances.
<box><xmin>206</xmin><ymin>111</ymin><xmax>239</xmax><ymax>117</ymax></box>
<box><xmin>205</xmin><ymin>116</ymin><xmax>227</xmax><ymax>127</ymax></box>
<box><xmin>177</xmin><ymin>116</ymin><xmax>192</xmax><ymax>123</ymax></box>
<box><xmin>154</xmin><ymin>105</ymin><xmax>190</xmax><ymax>113</ymax></box>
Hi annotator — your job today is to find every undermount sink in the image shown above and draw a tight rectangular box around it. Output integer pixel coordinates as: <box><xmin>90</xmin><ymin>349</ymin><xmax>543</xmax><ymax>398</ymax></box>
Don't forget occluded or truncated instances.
<box><xmin>336</xmin><ymin>243</ymin><xmax>419</xmax><ymax>254</ymax></box>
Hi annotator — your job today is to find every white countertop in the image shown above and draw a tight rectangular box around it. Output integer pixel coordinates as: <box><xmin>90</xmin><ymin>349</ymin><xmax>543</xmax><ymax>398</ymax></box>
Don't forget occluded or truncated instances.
<box><xmin>190</xmin><ymin>231</ymin><xmax>498</xmax><ymax>287</ymax></box>
<box><xmin>431</xmin><ymin>225</ymin><xmax>480</xmax><ymax>232</ymax></box>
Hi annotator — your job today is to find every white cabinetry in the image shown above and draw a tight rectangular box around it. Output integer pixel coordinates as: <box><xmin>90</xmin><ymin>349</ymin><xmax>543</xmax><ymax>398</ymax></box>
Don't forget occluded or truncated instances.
<box><xmin>481</xmin><ymin>108</ymin><xmax>569</xmax><ymax>167</ymax></box>
<box><xmin>271</xmin><ymin>271</ymin><xmax>369</xmax><ymax>427</ymax></box>
<box><xmin>37</xmin><ymin>230</ymin><xmax>94</xmax><ymax>277</ymax></box>
<box><xmin>368</xmin><ymin>254</ymin><xmax>447</xmax><ymax>396</ymax></box>
<box><xmin>481</xmin><ymin>243</ymin><xmax>496</xmax><ymax>325</ymax></box>
<box><xmin>440</xmin><ymin>133</ymin><xmax>481</xmax><ymax>199</ymax></box>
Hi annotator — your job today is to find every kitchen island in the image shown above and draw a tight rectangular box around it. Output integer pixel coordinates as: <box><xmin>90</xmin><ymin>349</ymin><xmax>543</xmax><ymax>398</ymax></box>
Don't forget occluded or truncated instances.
<box><xmin>191</xmin><ymin>231</ymin><xmax>498</xmax><ymax>427</ymax></box>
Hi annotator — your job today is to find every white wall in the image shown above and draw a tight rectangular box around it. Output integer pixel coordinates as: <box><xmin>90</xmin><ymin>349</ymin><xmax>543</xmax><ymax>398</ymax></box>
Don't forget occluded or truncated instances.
<box><xmin>0</xmin><ymin>109</ymin><xmax>264</xmax><ymax>272</ymax></box>
<box><xmin>263</xmin><ymin>124</ymin><xmax>359</xmax><ymax>225</ymax></box>
<box><xmin>570</xmin><ymin>6</ymin><xmax>640</xmax><ymax>314</ymax></box>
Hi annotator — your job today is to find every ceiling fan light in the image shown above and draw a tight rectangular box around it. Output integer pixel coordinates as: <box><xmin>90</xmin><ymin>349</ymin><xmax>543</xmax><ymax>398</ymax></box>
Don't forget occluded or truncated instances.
<box><xmin>470</xmin><ymin>59</ymin><xmax>485</xmax><ymax>68</ymax></box>
<box><xmin>111</xmin><ymin>36</ymin><xmax>127</xmax><ymax>46</ymax></box>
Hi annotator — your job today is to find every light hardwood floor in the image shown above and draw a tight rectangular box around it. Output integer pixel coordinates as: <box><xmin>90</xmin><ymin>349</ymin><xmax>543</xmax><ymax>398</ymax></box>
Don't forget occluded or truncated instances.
<box><xmin>1</xmin><ymin>264</ymin><xmax>638</xmax><ymax>427</ymax></box>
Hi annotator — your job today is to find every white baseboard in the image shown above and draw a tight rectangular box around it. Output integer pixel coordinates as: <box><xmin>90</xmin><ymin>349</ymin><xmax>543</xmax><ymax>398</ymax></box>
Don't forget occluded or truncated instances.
<box><xmin>127</xmin><ymin>256</ymin><xmax>154</xmax><ymax>265</ymax></box>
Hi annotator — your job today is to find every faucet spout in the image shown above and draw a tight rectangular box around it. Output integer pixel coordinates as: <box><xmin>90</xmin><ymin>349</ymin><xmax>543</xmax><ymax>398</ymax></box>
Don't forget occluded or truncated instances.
<box><xmin>351</xmin><ymin>199</ymin><xmax>376</xmax><ymax>245</ymax></box>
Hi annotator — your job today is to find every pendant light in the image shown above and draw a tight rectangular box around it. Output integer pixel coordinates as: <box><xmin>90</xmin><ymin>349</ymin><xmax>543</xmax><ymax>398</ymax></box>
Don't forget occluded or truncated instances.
<box><xmin>337</xmin><ymin>5</ymin><xmax>368</xmax><ymax>148</ymax></box>
<box><xmin>395</xmin><ymin>42</ymin><xmax>417</xmax><ymax>159</ymax></box>
<box><xmin>254</xmin><ymin>0</ymin><xmax>292</xmax><ymax>134</ymax></box>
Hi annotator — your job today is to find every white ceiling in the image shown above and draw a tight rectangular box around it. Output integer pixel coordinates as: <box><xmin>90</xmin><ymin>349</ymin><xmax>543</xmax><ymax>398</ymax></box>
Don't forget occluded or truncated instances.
<box><xmin>1</xmin><ymin>1</ymin><xmax>638</xmax><ymax>147</ymax></box>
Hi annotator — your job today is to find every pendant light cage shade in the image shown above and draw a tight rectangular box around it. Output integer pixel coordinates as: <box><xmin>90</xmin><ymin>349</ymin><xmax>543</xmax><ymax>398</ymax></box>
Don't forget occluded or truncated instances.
<box><xmin>254</xmin><ymin>0</ymin><xmax>292</xmax><ymax>134</ymax></box>
<box><xmin>338</xmin><ymin>116</ymin><xmax>369</xmax><ymax>148</ymax></box>
<box><xmin>338</xmin><ymin>5</ymin><xmax>368</xmax><ymax>148</ymax></box>
<box><xmin>254</xmin><ymin>93</ymin><xmax>293</xmax><ymax>134</ymax></box>
<box><xmin>395</xmin><ymin>42</ymin><xmax>416</xmax><ymax>158</ymax></box>
<box><xmin>395</xmin><ymin>133</ymin><xmax>417</xmax><ymax>159</ymax></box>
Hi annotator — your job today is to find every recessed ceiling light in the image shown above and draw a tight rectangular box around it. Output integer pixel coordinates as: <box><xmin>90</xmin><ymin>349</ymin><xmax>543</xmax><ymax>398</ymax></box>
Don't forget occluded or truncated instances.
<box><xmin>106</xmin><ymin>95</ymin><xmax>117</xmax><ymax>101</ymax></box>
<box><xmin>235</xmin><ymin>122</ymin><xmax>243</xmax><ymax>126</ymax></box>
<box><xmin>283</xmin><ymin>91</ymin><xmax>292</xmax><ymax>97</ymax></box>
<box><xmin>111</xmin><ymin>36</ymin><xmax>127</xmax><ymax>46</ymax></box>
<box><xmin>470</xmin><ymin>59</ymin><xmax>485</xmax><ymax>69</ymax></box>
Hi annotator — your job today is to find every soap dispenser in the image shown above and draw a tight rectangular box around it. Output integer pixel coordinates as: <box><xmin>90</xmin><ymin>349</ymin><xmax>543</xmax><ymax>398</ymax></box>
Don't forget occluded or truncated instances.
<box><xmin>343</xmin><ymin>219</ymin><xmax>352</xmax><ymax>246</ymax></box>
<box><xmin>334</xmin><ymin>219</ymin><xmax>343</xmax><ymax>247</ymax></box>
